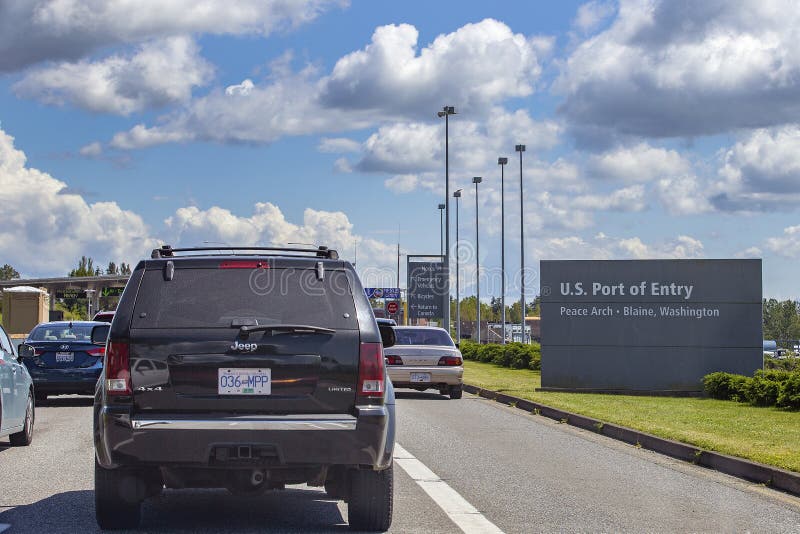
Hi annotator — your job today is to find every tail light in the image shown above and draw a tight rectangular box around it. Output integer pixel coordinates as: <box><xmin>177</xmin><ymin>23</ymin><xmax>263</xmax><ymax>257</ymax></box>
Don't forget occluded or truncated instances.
<box><xmin>105</xmin><ymin>341</ymin><xmax>131</xmax><ymax>395</ymax></box>
<box><xmin>438</xmin><ymin>356</ymin><xmax>463</xmax><ymax>366</ymax></box>
<box><xmin>358</xmin><ymin>342</ymin><xmax>385</xmax><ymax>399</ymax></box>
<box><xmin>385</xmin><ymin>355</ymin><xmax>404</xmax><ymax>366</ymax></box>
<box><xmin>87</xmin><ymin>347</ymin><xmax>106</xmax><ymax>357</ymax></box>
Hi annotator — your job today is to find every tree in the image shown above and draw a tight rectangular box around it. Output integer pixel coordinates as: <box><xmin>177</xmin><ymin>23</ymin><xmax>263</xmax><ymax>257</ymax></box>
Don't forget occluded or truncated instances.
<box><xmin>0</xmin><ymin>264</ymin><xmax>20</xmax><ymax>281</ymax></box>
<box><xmin>106</xmin><ymin>262</ymin><xmax>119</xmax><ymax>275</ymax></box>
<box><xmin>69</xmin><ymin>256</ymin><xmax>96</xmax><ymax>277</ymax></box>
<box><xmin>120</xmin><ymin>263</ymin><xmax>132</xmax><ymax>275</ymax></box>
<box><xmin>762</xmin><ymin>298</ymin><xmax>800</xmax><ymax>343</ymax></box>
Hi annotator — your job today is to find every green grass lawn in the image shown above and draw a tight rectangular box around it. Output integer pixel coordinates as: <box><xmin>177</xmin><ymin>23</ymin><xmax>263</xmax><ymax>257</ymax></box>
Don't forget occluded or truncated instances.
<box><xmin>464</xmin><ymin>360</ymin><xmax>800</xmax><ymax>473</ymax></box>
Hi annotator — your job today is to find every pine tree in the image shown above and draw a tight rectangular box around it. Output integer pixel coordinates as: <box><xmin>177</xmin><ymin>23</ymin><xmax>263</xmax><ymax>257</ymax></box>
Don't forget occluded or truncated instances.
<box><xmin>0</xmin><ymin>264</ymin><xmax>20</xmax><ymax>280</ymax></box>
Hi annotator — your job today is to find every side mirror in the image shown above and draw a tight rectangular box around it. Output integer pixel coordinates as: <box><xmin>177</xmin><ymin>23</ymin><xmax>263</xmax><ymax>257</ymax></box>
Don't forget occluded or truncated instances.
<box><xmin>91</xmin><ymin>324</ymin><xmax>110</xmax><ymax>345</ymax></box>
<box><xmin>378</xmin><ymin>324</ymin><xmax>396</xmax><ymax>348</ymax></box>
<box><xmin>18</xmin><ymin>344</ymin><xmax>35</xmax><ymax>359</ymax></box>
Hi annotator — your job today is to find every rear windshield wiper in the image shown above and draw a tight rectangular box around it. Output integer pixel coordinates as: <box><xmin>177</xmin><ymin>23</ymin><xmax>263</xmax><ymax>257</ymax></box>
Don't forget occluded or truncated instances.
<box><xmin>237</xmin><ymin>324</ymin><xmax>336</xmax><ymax>338</ymax></box>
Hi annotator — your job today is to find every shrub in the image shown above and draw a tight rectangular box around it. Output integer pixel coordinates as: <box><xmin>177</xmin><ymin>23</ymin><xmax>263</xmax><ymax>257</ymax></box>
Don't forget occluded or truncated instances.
<box><xmin>765</xmin><ymin>355</ymin><xmax>800</xmax><ymax>372</ymax></box>
<box><xmin>484</xmin><ymin>344</ymin><xmax>506</xmax><ymax>366</ymax></box>
<box><xmin>459</xmin><ymin>341</ymin><xmax>479</xmax><ymax>361</ymax></box>
<box><xmin>457</xmin><ymin>340</ymin><xmax>541</xmax><ymax>371</ymax></box>
<box><xmin>703</xmin><ymin>372</ymin><xmax>739</xmax><ymax>400</ymax></box>
<box><xmin>728</xmin><ymin>375</ymin><xmax>751</xmax><ymax>402</ymax></box>
<box><xmin>777</xmin><ymin>373</ymin><xmax>800</xmax><ymax>410</ymax></box>
<box><xmin>745</xmin><ymin>369</ymin><xmax>791</xmax><ymax>407</ymax></box>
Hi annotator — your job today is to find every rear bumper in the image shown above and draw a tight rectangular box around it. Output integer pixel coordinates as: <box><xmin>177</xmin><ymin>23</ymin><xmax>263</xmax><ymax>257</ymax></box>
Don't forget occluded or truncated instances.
<box><xmin>95</xmin><ymin>405</ymin><xmax>392</xmax><ymax>470</ymax></box>
<box><xmin>387</xmin><ymin>365</ymin><xmax>463</xmax><ymax>387</ymax></box>
<box><xmin>27</xmin><ymin>367</ymin><xmax>101</xmax><ymax>393</ymax></box>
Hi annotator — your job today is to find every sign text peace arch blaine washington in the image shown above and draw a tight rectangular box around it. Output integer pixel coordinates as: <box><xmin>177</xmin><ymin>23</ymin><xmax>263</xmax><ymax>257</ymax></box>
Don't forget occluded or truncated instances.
<box><xmin>539</xmin><ymin>259</ymin><xmax>763</xmax><ymax>393</ymax></box>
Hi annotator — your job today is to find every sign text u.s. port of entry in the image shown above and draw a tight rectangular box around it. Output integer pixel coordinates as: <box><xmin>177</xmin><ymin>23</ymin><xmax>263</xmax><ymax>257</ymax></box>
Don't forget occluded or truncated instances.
<box><xmin>540</xmin><ymin>259</ymin><xmax>763</xmax><ymax>393</ymax></box>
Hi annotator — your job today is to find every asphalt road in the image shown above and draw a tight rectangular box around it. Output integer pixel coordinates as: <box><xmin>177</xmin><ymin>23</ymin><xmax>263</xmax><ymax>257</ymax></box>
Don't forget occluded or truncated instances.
<box><xmin>1</xmin><ymin>393</ymin><xmax>799</xmax><ymax>533</ymax></box>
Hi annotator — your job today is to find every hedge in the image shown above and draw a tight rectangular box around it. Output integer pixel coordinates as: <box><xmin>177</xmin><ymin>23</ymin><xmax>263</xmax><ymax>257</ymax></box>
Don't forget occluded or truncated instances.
<box><xmin>459</xmin><ymin>340</ymin><xmax>541</xmax><ymax>371</ymax></box>
<box><xmin>703</xmin><ymin>368</ymin><xmax>800</xmax><ymax>409</ymax></box>
<box><xmin>765</xmin><ymin>355</ymin><xmax>800</xmax><ymax>372</ymax></box>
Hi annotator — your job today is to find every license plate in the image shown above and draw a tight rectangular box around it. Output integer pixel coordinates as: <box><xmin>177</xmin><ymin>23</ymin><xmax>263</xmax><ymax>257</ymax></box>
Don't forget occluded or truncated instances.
<box><xmin>218</xmin><ymin>368</ymin><xmax>271</xmax><ymax>395</ymax></box>
<box><xmin>55</xmin><ymin>351</ymin><xmax>74</xmax><ymax>362</ymax></box>
<box><xmin>410</xmin><ymin>372</ymin><xmax>431</xmax><ymax>383</ymax></box>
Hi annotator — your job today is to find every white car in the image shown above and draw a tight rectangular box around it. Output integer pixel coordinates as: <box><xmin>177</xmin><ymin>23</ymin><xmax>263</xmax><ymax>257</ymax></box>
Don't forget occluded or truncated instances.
<box><xmin>0</xmin><ymin>324</ymin><xmax>34</xmax><ymax>446</ymax></box>
<box><xmin>383</xmin><ymin>326</ymin><xmax>463</xmax><ymax>399</ymax></box>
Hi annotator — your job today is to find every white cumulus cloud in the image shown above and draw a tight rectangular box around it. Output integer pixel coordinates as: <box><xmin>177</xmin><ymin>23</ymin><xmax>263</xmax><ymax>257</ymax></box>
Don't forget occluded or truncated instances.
<box><xmin>14</xmin><ymin>36</ymin><xmax>213</xmax><ymax>115</ymax></box>
<box><xmin>0</xmin><ymin>0</ymin><xmax>346</xmax><ymax>72</ymax></box>
<box><xmin>322</xmin><ymin>19</ymin><xmax>548</xmax><ymax>117</ymax></box>
<box><xmin>588</xmin><ymin>143</ymin><xmax>691</xmax><ymax>183</ymax></box>
<box><xmin>0</xmin><ymin>127</ymin><xmax>158</xmax><ymax>276</ymax></box>
<box><xmin>556</xmin><ymin>0</ymin><xmax>800</xmax><ymax>138</ymax></box>
<box><xmin>713</xmin><ymin>126</ymin><xmax>800</xmax><ymax>211</ymax></box>
<box><xmin>105</xmin><ymin>21</ymin><xmax>553</xmax><ymax>149</ymax></box>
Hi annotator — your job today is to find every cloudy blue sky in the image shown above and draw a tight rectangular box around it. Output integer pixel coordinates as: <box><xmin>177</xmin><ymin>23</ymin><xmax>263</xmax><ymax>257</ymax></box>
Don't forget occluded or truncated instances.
<box><xmin>1</xmin><ymin>0</ymin><xmax>799</xmax><ymax>299</ymax></box>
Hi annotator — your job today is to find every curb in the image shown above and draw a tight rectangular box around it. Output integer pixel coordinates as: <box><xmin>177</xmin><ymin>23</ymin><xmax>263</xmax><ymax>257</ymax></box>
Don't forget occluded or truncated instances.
<box><xmin>462</xmin><ymin>383</ymin><xmax>800</xmax><ymax>497</ymax></box>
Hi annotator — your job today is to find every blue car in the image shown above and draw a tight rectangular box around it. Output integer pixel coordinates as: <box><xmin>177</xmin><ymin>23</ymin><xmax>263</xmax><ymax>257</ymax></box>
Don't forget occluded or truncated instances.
<box><xmin>20</xmin><ymin>321</ymin><xmax>106</xmax><ymax>401</ymax></box>
<box><xmin>0</xmin><ymin>323</ymin><xmax>34</xmax><ymax>445</ymax></box>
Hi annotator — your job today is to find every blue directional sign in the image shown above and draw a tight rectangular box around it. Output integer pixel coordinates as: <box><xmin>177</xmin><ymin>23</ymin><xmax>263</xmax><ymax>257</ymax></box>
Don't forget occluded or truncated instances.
<box><xmin>365</xmin><ymin>287</ymin><xmax>401</xmax><ymax>299</ymax></box>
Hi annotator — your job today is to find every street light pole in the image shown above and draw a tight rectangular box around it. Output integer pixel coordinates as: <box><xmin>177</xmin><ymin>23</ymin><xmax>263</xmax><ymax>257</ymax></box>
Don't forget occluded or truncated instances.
<box><xmin>437</xmin><ymin>106</ymin><xmax>456</xmax><ymax>336</ymax></box>
<box><xmin>453</xmin><ymin>189</ymin><xmax>462</xmax><ymax>343</ymax></box>
<box><xmin>498</xmin><ymin>157</ymin><xmax>508</xmax><ymax>344</ymax></box>
<box><xmin>515</xmin><ymin>144</ymin><xmax>526</xmax><ymax>343</ymax></box>
<box><xmin>472</xmin><ymin>176</ymin><xmax>482</xmax><ymax>343</ymax></box>
<box><xmin>438</xmin><ymin>203</ymin><xmax>445</xmax><ymax>256</ymax></box>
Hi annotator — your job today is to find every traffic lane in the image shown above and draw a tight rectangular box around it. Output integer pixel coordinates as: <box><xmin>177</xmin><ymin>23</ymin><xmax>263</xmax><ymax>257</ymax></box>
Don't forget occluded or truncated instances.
<box><xmin>394</xmin><ymin>391</ymin><xmax>800</xmax><ymax>533</ymax></box>
<box><xmin>0</xmin><ymin>397</ymin><xmax>458</xmax><ymax>534</ymax></box>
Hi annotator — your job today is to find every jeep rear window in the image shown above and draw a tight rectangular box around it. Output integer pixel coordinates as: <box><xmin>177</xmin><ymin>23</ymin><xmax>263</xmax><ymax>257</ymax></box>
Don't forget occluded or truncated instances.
<box><xmin>131</xmin><ymin>267</ymin><xmax>357</xmax><ymax>329</ymax></box>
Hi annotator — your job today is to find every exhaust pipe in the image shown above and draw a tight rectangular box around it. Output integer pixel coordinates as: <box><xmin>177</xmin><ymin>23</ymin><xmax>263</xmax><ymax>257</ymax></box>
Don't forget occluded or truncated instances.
<box><xmin>250</xmin><ymin>470</ymin><xmax>265</xmax><ymax>486</ymax></box>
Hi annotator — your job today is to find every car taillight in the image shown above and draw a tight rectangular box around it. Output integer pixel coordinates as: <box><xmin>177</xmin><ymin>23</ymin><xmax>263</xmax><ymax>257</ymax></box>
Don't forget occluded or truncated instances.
<box><xmin>385</xmin><ymin>355</ymin><xmax>403</xmax><ymax>366</ymax></box>
<box><xmin>438</xmin><ymin>356</ymin><xmax>463</xmax><ymax>366</ymax></box>
<box><xmin>87</xmin><ymin>347</ymin><xmax>106</xmax><ymax>357</ymax></box>
<box><xmin>105</xmin><ymin>341</ymin><xmax>131</xmax><ymax>395</ymax></box>
<box><xmin>358</xmin><ymin>342</ymin><xmax>385</xmax><ymax>399</ymax></box>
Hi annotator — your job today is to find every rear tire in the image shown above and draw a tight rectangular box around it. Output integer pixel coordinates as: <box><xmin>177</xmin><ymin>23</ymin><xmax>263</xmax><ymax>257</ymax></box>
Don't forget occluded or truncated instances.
<box><xmin>9</xmin><ymin>394</ymin><xmax>34</xmax><ymax>446</ymax></box>
<box><xmin>348</xmin><ymin>464</ymin><xmax>393</xmax><ymax>532</ymax></box>
<box><xmin>94</xmin><ymin>460</ymin><xmax>142</xmax><ymax>530</ymax></box>
<box><xmin>449</xmin><ymin>385</ymin><xmax>463</xmax><ymax>399</ymax></box>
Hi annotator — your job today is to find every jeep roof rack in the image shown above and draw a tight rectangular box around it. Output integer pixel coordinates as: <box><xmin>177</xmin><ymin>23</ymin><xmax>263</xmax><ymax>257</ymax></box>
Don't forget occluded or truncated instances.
<box><xmin>150</xmin><ymin>245</ymin><xmax>339</xmax><ymax>260</ymax></box>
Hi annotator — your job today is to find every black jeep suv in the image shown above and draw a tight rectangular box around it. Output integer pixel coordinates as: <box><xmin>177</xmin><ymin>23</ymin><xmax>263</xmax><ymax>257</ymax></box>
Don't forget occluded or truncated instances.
<box><xmin>92</xmin><ymin>245</ymin><xmax>395</xmax><ymax>531</ymax></box>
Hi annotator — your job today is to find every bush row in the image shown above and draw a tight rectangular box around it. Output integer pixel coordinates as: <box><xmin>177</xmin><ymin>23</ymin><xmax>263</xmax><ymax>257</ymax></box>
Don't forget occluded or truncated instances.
<box><xmin>764</xmin><ymin>355</ymin><xmax>800</xmax><ymax>372</ymax></box>
<box><xmin>459</xmin><ymin>341</ymin><xmax>541</xmax><ymax>371</ymax></box>
<box><xmin>703</xmin><ymin>369</ymin><xmax>800</xmax><ymax>409</ymax></box>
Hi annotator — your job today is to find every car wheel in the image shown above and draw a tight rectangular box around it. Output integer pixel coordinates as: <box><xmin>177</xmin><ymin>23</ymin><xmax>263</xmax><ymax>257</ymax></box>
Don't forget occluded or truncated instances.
<box><xmin>9</xmin><ymin>393</ymin><xmax>34</xmax><ymax>446</ymax></box>
<box><xmin>449</xmin><ymin>385</ymin><xmax>463</xmax><ymax>399</ymax></box>
<box><xmin>348</xmin><ymin>463</ymin><xmax>393</xmax><ymax>532</ymax></box>
<box><xmin>94</xmin><ymin>459</ymin><xmax>142</xmax><ymax>530</ymax></box>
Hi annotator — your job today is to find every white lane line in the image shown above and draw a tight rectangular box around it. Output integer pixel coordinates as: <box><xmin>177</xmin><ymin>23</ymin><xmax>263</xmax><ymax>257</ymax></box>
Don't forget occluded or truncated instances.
<box><xmin>394</xmin><ymin>443</ymin><xmax>505</xmax><ymax>534</ymax></box>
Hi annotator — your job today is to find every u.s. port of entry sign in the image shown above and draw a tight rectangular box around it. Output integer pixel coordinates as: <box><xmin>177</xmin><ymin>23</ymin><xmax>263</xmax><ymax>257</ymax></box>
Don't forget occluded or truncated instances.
<box><xmin>539</xmin><ymin>259</ymin><xmax>762</xmax><ymax>393</ymax></box>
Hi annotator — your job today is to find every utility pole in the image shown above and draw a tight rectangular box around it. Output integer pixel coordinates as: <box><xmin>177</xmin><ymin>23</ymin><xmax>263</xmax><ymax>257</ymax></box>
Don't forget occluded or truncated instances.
<box><xmin>473</xmin><ymin>176</ymin><xmax>482</xmax><ymax>343</ymax></box>
<box><xmin>437</xmin><ymin>106</ymin><xmax>456</xmax><ymax>336</ymax></box>
<box><xmin>499</xmin><ymin>157</ymin><xmax>508</xmax><ymax>344</ymax></box>
<box><xmin>516</xmin><ymin>144</ymin><xmax>526</xmax><ymax>343</ymax></box>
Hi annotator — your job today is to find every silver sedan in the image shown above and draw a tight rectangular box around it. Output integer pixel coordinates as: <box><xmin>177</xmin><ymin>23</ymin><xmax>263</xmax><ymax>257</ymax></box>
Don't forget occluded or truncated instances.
<box><xmin>384</xmin><ymin>326</ymin><xmax>463</xmax><ymax>399</ymax></box>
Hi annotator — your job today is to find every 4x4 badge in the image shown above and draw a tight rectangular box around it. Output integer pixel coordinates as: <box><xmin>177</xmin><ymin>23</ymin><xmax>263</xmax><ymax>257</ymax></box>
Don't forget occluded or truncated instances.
<box><xmin>230</xmin><ymin>340</ymin><xmax>258</xmax><ymax>352</ymax></box>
